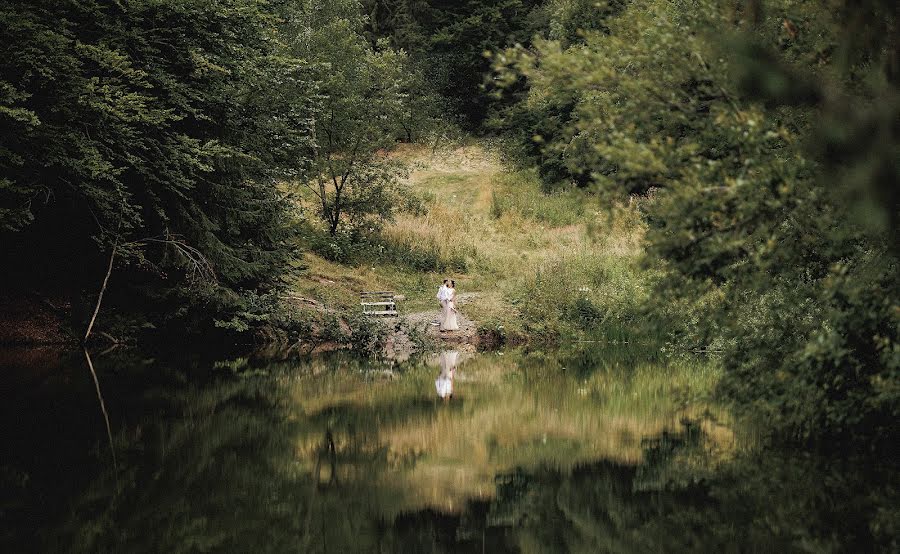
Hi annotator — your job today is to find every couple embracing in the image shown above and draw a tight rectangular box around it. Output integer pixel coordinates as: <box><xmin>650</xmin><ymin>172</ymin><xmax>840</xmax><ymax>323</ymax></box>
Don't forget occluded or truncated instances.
<box><xmin>436</xmin><ymin>279</ymin><xmax>459</xmax><ymax>332</ymax></box>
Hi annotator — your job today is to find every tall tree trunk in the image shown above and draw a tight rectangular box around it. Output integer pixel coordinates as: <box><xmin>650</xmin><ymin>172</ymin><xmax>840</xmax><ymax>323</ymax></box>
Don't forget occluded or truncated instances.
<box><xmin>329</xmin><ymin>213</ymin><xmax>340</xmax><ymax>236</ymax></box>
<box><xmin>84</xmin><ymin>240</ymin><xmax>117</xmax><ymax>343</ymax></box>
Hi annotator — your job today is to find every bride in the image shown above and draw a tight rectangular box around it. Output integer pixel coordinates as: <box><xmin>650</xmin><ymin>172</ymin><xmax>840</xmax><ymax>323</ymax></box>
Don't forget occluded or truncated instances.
<box><xmin>435</xmin><ymin>350</ymin><xmax>458</xmax><ymax>399</ymax></box>
<box><xmin>440</xmin><ymin>280</ymin><xmax>460</xmax><ymax>331</ymax></box>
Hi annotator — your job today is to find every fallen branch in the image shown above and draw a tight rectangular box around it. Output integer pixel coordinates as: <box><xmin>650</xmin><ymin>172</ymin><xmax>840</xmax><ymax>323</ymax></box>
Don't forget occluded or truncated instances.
<box><xmin>98</xmin><ymin>331</ymin><xmax>120</xmax><ymax>344</ymax></box>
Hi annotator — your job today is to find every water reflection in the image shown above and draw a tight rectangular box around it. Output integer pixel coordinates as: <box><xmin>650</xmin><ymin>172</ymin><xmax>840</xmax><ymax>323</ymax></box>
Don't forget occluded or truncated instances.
<box><xmin>0</xmin><ymin>347</ymin><xmax>896</xmax><ymax>552</ymax></box>
<box><xmin>434</xmin><ymin>350</ymin><xmax>458</xmax><ymax>400</ymax></box>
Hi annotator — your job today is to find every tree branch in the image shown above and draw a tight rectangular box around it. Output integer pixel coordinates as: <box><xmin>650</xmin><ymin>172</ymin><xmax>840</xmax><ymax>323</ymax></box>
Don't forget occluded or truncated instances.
<box><xmin>84</xmin><ymin>239</ymin><xmax>118</xmax><ymax>343</ymax></box>
<box><xmin>138</xmin><ymin>236</ymin><xmax>216</xmax><ymax>284</ymax></box>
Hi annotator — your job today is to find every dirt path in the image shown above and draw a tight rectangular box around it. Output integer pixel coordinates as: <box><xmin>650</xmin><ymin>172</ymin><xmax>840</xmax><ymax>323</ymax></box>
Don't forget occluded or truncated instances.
<box><xmin>386</xmin><ymin>293</ymin><xmax>481</xmax><ymax>357</ymax></box>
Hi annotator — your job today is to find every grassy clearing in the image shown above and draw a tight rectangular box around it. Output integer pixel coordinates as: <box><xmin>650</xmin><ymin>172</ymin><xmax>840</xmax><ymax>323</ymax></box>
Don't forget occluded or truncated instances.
<box><xmin>291</xmin><ymin>141</ymin><xmax>653</xmax><ymax>343</ymax></box>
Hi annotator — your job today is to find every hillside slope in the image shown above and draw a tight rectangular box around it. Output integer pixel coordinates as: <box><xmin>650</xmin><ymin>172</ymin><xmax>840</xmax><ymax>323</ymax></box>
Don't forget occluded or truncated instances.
<box><xmin>290</xmin><ymin>143</ymin><xmax>648</xmax><ymax>348</ymax></box>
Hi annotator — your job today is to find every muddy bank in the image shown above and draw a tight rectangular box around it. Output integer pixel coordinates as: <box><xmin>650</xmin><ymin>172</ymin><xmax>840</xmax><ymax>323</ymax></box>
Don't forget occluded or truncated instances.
<box><xmin>0</xmin><ymin>295</ymin><xmax>76</xmax><ymax>346</ymax></box>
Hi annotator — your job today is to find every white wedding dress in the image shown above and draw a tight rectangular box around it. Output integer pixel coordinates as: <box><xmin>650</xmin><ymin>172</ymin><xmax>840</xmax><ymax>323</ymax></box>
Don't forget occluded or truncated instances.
<box><xmin>435</xmin><ymin>350</ymin><xmax>459</xmax><ymax>398</ymax></box>
<box><xmin>440</xmin><ymin>291</ymin><xmax>460</xmax><ymax>331</ymax></box>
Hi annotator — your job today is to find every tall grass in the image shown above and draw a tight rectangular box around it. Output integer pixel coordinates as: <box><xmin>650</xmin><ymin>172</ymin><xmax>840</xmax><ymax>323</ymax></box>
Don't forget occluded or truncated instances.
<box><xmin>387</xmin><ymin>145</ymin><xmax>656</xmax><ymax>341</ymax></box>
<box><xmin>489</xmin><ymin>169</ymin><xmax>586</xmax><ymax>226</ymax></box>
<box><xmin>295</xmin><ymin>143</ymin><xmax>657</xmax><ymax>343</ymax></box>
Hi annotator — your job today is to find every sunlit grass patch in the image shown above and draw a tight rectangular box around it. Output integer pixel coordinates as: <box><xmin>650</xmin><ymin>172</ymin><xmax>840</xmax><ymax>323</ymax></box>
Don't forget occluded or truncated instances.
<box><xmin>489</xmin><ymin>168</ymin><xmax>588</xmax><ymax>227</ymax></box>
<box><xmin>291</xmin><ymin>142</ymin><xmax>655</xmax><ymax>344</ymax></box>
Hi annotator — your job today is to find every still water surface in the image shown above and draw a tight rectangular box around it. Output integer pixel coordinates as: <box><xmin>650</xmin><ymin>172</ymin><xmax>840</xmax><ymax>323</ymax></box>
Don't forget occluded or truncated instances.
<box><xmin>0</xmin><ymin>346</ymin><xmax>895</xmax><ymax>552</ymax></box>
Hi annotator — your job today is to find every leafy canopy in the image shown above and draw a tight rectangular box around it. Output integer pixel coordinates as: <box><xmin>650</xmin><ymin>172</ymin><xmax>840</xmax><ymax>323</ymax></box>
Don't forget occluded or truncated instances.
<box><xmin>494</xmin><ymin>0</ymin><xmax>899</xmax><ymax>444</ymax></box>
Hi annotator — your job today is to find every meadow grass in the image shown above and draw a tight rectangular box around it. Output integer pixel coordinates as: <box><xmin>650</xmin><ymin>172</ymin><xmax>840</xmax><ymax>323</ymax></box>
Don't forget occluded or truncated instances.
<box><xmin>291</xmin><ymin>142</ymin><xmax>655</xmax><ymax>342</ymax></box>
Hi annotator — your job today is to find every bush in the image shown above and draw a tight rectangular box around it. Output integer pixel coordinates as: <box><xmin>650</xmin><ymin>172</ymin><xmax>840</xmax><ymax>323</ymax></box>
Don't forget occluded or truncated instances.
<box><xmin>494</xmin><ymin>0</ymin><xmax>899</xmax><ymax>445</ymax></box>
<box><xmin>305</xmin><ymin>225</ymin><xmax>468</xmax><ymax>274</ymax></box>
<box><xmin>568</xmin><ymin>297</ymin><xmax>604</xmax><ymax>329</ymax></box>
<box><xmin>344</xmin><ymin>311</ymin><xmax>391</xmax><ymax>355</ymax></box>
<box><xmin>508</xmin><ymin>252</ymin><xmax>653</xmax><ymax>344</ymax></box>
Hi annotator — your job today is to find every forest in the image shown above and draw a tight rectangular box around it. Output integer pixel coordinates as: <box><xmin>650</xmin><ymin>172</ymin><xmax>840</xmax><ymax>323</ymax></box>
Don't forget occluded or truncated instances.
<box><xmin>3</xmin><ymin>0</ymin><xmax>894</xmax><ymax>444</ymax></box>
<box><xmin>0</xmin><ymin>1</ymin><xmax>898</xmax><ymax>550</ymax></box>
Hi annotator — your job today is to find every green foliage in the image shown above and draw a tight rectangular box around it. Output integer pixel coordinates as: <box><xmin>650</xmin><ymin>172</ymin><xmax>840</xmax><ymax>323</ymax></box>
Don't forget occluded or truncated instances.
<box><xmin>304</xmin><ymin>224</ymin><xmax>468</xmax><ymax>273</ymax></box>
<box><xmin>509</xmin><ymin>253</ymin><xmax>652</xmax><ymax>343</ymax></box>
<box><xmin>376</xmin><ymin>235</ymin><xmax>469</xmax><ymax>273</ymax></box>
<box><xmin>0</xmin><ymin>0</ymin><xmax>441</xmax><ymax>340</ymax></box>
<box><xmin>543</xmin><ymin>0</ymin><xmax>629</xmax><ymax>44</ymax></box>
<box><xmin>363</xmin><ymin>0</ymin><xmax>547</xmax><ymax>127</ymax></box>
<box><xmin>495</xmin><ymin>0</ymin><xmax>899</xmax><ymax>444</ymax></box>
<box><xmin>344</xmin><ymin>310</ymin><xmax>392</xmax><ymax>354</ymax></box>
<box><xmin>289</xmin><ymin>1</ymin><xmax>439</xmax><ymax>237</ymax></box>
<box><xmin>0</xmin><ymin>0</ymin><xmax>319</xmax><ymax>337</ymax></box>
<box><xmin>213</xmin><ymin>290</ymin><xmax>313</xmax><ymax>341</ymax></box>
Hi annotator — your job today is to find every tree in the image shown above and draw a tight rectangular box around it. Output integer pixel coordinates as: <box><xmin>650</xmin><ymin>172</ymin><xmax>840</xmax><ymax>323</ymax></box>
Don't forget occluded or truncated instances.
<box><xmin>495</xmin><ymin>0</ymin><xmax>898</xmax><ymax>444</ymax></box>
<box><xmin>0</xmin><ymin>0</ymin><xmax>315</xmax><ymax>338</ymax></box>
<box><xmin>362</xmin><ymin>0</ymin><xmax>547</xmax><ymax>128</ymax></box>
<box><xmin>286</xmin><ymin>0</ymin><xmax>428</xmax><ymax>237</ymax></box>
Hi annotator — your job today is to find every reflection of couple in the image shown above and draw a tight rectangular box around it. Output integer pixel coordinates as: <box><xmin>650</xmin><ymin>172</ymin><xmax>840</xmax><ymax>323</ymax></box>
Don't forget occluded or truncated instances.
<box><xmin>435</xmin><ymin>350</ymin><xmax>458</xmax><ymax>400</ymax></box>
<box><xmin>436</xmin><ymin>279</ymin><xmax>459</xmax><ymax>332</ymax></box>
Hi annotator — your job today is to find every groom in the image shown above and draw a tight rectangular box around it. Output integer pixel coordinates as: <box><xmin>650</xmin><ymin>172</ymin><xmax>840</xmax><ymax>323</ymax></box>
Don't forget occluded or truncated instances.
<box><xmin>433</xmin><ymin>279</ymin><xmax>450</xmax><ymax>326</ymax></box>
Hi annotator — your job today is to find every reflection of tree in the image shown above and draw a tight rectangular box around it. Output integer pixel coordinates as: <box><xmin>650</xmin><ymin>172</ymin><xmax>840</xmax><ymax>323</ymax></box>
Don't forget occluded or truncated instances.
<box><xmin>41</xmin><ymin>368</ymin><xmax>466</xmax><ymax>553</ymax></box>
<box><xmin>312</xmin><ymin>430</ymin><xmax>338</xmax><ymax>490</ymax></box>
<box><xmin>477</xmin><ymin>421</ymin><xmax>898</xmax><ymax>553</ymax></box>
<box><xmin>50</xmin><ymin>378</ymin><xmax>320</xmax><ymax>553</ymax></box>
<box><xmin>24</xmin><ymin>360</ymin><xmax>898</xmax><ymax>553</ymax></box>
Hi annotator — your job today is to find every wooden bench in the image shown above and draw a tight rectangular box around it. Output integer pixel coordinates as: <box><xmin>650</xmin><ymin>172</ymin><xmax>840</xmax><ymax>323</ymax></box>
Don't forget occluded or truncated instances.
<box><xmin>360</xmin><ymin>291</ymin><xmax>399</xmax><ymax>317</ymax></box>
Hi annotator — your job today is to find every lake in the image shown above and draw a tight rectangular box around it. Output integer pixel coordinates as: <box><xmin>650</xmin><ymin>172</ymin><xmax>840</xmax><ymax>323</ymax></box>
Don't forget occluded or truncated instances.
<box><xmin>0</xmin><ymin>346</ymin><xmax>895</xmax><ymax>552</ymax></box>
